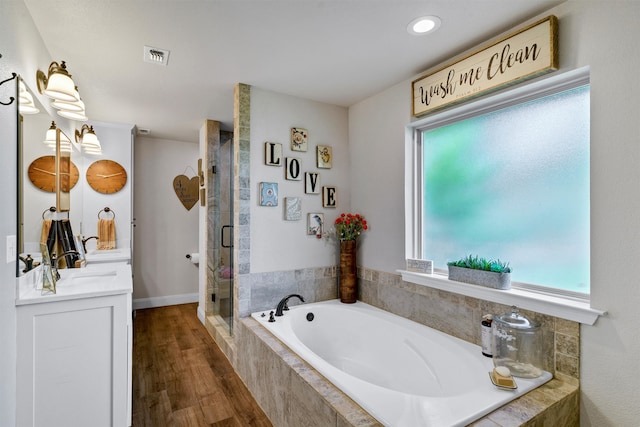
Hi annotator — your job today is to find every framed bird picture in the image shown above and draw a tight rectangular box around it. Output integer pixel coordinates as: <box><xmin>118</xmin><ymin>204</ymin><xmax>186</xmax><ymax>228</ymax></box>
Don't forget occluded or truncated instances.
<box><xmin>307</xmin><ymin>213</ymin><xmax>324</xmax><ymax>236</ymax></box>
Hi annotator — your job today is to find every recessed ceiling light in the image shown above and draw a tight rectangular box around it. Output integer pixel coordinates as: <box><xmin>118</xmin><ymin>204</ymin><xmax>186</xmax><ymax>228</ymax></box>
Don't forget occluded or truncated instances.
<box><xmin>407</xmin><ymin>16</ymin><xmax>441</xmax><ymax>35</ymax></box>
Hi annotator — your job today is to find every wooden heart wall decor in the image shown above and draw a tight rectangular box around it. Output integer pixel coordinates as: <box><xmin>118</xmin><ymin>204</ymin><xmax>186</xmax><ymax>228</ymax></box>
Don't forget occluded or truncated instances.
<box><xmin>173</xmin><ymin>175</ymin><xmax>200</xmax><ymax>210</ymax></box>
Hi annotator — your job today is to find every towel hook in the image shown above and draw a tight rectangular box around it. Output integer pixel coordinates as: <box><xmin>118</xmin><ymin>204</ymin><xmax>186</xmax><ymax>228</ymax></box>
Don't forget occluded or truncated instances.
<box><xmin>42</xmin><ymin>206</ymin><xmax>56</xmax><ymax>219</ymax></box>
<box><xmin>0</xmin><ymin>54</ymin><xmax>17</xmax><ymax>107</ymax></box>
<box><xmin>98</xmin><ymin>207</ymin><xmax>116</xmax><ymax>219</ymax></box>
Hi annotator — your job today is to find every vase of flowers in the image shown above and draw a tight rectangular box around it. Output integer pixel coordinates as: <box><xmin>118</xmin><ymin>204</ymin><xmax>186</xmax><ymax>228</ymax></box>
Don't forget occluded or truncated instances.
<box><xmin>335</xmin><ymin>213</ymin><xmax>368</xmax><ymax>303</ymax></box>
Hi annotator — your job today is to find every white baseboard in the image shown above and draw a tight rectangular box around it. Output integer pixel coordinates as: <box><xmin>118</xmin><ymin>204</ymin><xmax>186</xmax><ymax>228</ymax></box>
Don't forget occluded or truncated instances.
<box><xmin>197</xmin><ymin>305</ymin><xmax>206</xmax><ymax>325</ymax></box>
<box><xmin>132</xmin><ymin>293</ymin><xmax>199</xmax><ymax>310</ymax></box>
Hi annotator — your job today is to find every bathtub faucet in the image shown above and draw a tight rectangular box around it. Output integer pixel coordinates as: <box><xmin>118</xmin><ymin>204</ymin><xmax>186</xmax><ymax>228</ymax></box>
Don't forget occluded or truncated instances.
<box><xmin>275</xmin><ymin>294</ymin><xmax>305</xmax><ymax>317</ymax></box>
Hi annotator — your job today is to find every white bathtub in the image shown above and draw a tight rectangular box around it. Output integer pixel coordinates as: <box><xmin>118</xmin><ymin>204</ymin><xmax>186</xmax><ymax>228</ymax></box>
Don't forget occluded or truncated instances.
<box><xmin>251</xmin><ymin>299</ymin><xmax>552</xmax><ymax>427</ymax></box>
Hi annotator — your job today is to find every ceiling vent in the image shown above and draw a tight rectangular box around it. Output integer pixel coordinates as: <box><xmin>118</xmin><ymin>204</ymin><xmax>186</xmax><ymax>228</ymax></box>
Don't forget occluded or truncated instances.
<box><xmin>143</xmin><ymin>46</ymin><xmax>170</xmax><ymax>66</ymax></box>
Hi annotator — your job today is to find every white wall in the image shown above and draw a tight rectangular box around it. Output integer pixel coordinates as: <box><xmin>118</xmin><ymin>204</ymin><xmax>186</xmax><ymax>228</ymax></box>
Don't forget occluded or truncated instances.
<box><xmin>250</xmin><ymin>87</ymin><xmax>349</xmax><ymax>273</ymax></box>
<box><xmin>0</xmin><ymin>63</ymin><xmax>19</xmax><ymax>427</ymax></box>
<box><xmin>133</xmin><ymin>136</ymin><xmax>199</xmax><ymax>303</ymax></box>
<box><xmin>0</xmin><ymin>1</ymin><xmax>60</xmax><ymax>424</ymax></box>
<box><xmin>81</xmin><ymin>121</ymin><xmax>134</xmax><ymax>251</ymax></box>
<box><xmin>348</xmin><ymin>3</ymin><xmax>640</xmax><ymax>426</ymax></box>
<box><xmin>349</xmin><ymin>79</ymin><xmax>409</xmax><ymax>273</ymax></box>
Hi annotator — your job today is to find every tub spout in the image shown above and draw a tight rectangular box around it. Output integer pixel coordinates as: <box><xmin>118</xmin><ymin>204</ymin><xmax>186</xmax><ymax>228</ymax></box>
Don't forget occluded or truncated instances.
<box><xmin>275</xmin><ymin>294</ymin><xmax>305</xmax><ymax>317</ymax></box>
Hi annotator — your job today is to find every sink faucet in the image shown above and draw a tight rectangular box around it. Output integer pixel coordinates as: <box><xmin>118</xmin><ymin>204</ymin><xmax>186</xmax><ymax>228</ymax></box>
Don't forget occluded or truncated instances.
<box><xmin>53</xmin><ymin>250</ymin><xmax>80</xmax><ymax>267</ymax></box>
<box><xmin>19</xmin><ymin>254</ymin><xmax>34</xmax><ymax>274</ymax></box>
<box><xmin>81</xmin><ymin>235</ymin><xmax>98</xmax><ymax>252</ymax></box>
<box><xmin>51</xmin><ymin>250</ymin><xmax>80</xmax><ymax>280</ymax></box>
<box><xmin>275</xmin><ymin>294</ymin><xmax>305</xmax><ymax>317</ymax></box>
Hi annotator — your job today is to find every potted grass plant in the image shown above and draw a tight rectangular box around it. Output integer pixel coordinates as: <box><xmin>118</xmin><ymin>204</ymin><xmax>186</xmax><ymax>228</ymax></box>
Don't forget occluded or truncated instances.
<box><xmin>447</xmin><ymin>255</ymin><xmax>512</xmax><ymax>290</ymax></box>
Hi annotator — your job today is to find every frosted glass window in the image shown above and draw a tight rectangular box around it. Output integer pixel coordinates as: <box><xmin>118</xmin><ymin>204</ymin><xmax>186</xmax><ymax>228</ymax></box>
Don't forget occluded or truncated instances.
<box><xmin>422</xmin><ymin>85</ymin><xmax>590</xmax><ymax>294</ymax></box>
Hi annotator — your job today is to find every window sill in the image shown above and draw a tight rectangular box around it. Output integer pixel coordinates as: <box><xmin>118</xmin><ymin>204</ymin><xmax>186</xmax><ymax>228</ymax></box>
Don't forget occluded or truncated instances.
<box><xmin>398</xmin><ymin>270</ymin><xmax>605</xmax><ymax>325</ymax></box>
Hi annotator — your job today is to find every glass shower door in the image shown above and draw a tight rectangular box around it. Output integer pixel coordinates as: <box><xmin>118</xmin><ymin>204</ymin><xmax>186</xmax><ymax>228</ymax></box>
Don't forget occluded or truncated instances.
<box><xmin>213</xmin><ymin>131</ymin><xmax>233</xmax><ymax>333</ymax></box>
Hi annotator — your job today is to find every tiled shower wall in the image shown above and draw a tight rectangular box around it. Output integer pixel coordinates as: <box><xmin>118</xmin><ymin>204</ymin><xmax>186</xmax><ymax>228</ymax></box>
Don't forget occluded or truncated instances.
<box><xmin>234</xmin><ymin>83</ymin><xmax>251</xmax><ymax>322</ymax></box>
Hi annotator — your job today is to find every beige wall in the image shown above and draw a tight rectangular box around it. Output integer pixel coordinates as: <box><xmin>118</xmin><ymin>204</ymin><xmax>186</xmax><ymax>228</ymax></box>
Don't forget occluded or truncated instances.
<box><xmin>133</xmin><ymin>136</ymin><xmax>199</xmax><ymax>303</ymax></box>
<box><xmin>249</xmin><ymin>87</ymin><xmax>349</xmax><ymax>273</ymax></box>
<box><xmin>348</xmin><ymin>2</ymin><xmax>640</xmax><ymax>425</ymax></box>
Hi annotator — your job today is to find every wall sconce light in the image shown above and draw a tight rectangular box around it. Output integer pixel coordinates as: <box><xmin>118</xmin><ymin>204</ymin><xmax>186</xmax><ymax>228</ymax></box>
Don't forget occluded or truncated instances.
<box><xmin>37</xmin><ymin>61</ymin><xmax>89</xmax><ymax>121</ymax></box>
<box><xmin>75</xmin><ymin>124</ymin><xmax>102</xmax><ymax>155</ymax></box>
<box><xmin>44</xmin><ymin>121</ymin><xmax>72</xmax><ymax>152</ymax></box>
<box><xmin>18</xmin><ymin>79</ymin><xmax>40</xmax><ymax>115</ymax></box>
<box><xmin>36</xmin><ymin>61</ymin><xmax>78</xmax><ymax>102</ymax></box>
<box><xmin>52</xmin><ymin>86</ymin><xmax>87</xmax><ymax>121</ymax></box>
<box><xmin>51</xmin><ymin>90</ymin><xmax>84</xmax><ymax>112</ymax></box>
<box><xmin>43</xmin><ymin>121</ymin><xmax>57</xmax><ymax>147</ymax></box>
<box><xmin>57</xmin><ymin>104</ymin><xmax>88</xmax><ymax>121</ymax></box>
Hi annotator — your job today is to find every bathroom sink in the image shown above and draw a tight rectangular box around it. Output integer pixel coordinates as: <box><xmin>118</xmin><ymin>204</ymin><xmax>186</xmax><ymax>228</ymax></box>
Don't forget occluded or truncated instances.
<box><xmin>57</xmin><ymin>268</ymin><xmax>118</xmax><ymax>287</ymax></box>
<box><xmin>85</xmin><ymin>247</ymin><xmax>131</xmax><ymax>264</ymax></box>
<box><xmin>86</xmin><ymin>249</ymin><xmax>122</xmax><ymax>255</ymax></box>
<box><xmin>70</xmin><ymin>270</ymin><xmax>117</xmax><ymax>285</ymax></box>
<box><xmin>16</xmin><ymin>262</ymin><xmax>132</xmax><ymax>305</ymax></box>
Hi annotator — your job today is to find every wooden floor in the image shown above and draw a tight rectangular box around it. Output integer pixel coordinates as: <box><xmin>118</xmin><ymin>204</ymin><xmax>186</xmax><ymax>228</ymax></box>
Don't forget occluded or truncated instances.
<box><xmin>132</xmin><ymin>303</ymin><xmax>273</xmax><ymax>427</ymax></box>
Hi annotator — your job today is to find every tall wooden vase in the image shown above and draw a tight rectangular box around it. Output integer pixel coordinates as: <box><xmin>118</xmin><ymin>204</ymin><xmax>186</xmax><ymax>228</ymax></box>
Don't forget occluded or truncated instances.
<box><xmin>339</xmin><ymin>240</ymin><xmax>357</xmax><ymax>303</ymax></box>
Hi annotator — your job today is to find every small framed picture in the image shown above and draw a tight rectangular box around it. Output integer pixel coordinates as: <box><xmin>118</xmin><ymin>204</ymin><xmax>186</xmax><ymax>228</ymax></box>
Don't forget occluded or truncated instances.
<box><xmin>259</xmin><ymin>182</ymin><xmax>278</xmax><ymax>206</ymax></box>
<box><xmin>317</xmin><ymin>145</ymin><xmax>332</xmax><ymax>169</ymax></box>
<box><xmin>307</xmin><ymin>213</ymin><xmax>324</xmax><ymax>236</ymax></box>
<box><xmin>291</xmin><ymin>128</ymin><xmax>308</xmax><ymax>152</ymax></box>
<box><xmin>284</xmin><ymin>197</ymin><xmax>302</xmax><ymax>221</ymax></box>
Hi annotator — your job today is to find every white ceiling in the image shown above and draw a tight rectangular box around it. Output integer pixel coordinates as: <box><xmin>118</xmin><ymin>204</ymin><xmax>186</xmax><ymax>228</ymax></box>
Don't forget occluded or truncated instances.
<box><xmin>23</xmin><ymin>0</ymin><xmax>564</xmax><ymax>143</ymax></box>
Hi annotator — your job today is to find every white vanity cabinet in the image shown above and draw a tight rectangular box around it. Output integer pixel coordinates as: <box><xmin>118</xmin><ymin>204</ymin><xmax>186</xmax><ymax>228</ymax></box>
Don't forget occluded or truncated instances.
<box><xmin>16</xmin><ymin>264</ymin><xmax>133</xmax><ymax>427</ymax></box>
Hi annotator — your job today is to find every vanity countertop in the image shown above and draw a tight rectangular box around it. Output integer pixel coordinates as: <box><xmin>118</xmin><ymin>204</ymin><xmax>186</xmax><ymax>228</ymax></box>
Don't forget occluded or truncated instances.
<box><xmin>84</xmin><ymin>247</ymin><xmax>132</xmax><ymax>264</ymax></box>
<box><xmin>16</xmin><ymin>262</ymin><xmax>132</xmax><ymax>306</ymax></box>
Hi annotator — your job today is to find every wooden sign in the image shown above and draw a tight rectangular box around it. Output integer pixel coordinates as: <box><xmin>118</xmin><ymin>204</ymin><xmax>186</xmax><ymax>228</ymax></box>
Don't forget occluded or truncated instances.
<box><xmin>173</xmin><ymin>175</ymin><xmax>200</xmax><ymax>210</ymax></box>
<box><xmin>412</xmin><ymin>15</ymin><xmax>558</xmax><ymax>117</ymax></box>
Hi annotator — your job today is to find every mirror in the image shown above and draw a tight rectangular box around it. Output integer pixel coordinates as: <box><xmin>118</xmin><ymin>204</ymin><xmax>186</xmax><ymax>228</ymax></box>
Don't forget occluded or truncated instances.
<box><xmin>55</xmin><ymin>127</ymin><xmax>72</xmax><ymax>212</ymax></box>
<box><xmin>18</xmin><ymin>76</ymin><xmax>83</xmax><ymax>276</ymax></box>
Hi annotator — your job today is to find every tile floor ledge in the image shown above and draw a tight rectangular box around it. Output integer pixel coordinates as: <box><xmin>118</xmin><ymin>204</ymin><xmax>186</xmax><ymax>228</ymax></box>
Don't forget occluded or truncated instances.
<box><xmin>238</xmin><ymin>317</ymin><xmax>579</xmax><ymax>427</ymax></box>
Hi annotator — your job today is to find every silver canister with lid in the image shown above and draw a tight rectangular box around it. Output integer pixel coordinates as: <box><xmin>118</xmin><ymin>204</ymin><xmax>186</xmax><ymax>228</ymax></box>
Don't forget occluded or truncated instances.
<box><xmin>492</xmin><ymin>306</ymin><xmax>543</xmax><ymax>378</ymax></box>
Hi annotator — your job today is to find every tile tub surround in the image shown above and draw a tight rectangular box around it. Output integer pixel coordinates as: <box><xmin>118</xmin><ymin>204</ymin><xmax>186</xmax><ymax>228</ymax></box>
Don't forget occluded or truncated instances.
<box><xmin>238</xmin><ymin>316</ymin><xmax>381</xmax><ymax>427</ymax></box>
<box><xmin>238</xmin><ymin>315</ymin><xmax>578</xmax><ymax>427</ymax></box>
<box><xmin>237</xmin><ymin>266</ymin><xmax>338</xmax><ymax>317</ymax></box>
<box><xmin>233</xmin><ymin>266</ymin><xmax>579</xmax><ymax>426</ymax></box>
<box><xmin>292</xmin><ymin>262</ymin><xmax>581</xmax><ymax>382</ymax></box>
<box><xmin>357</xmin><ymin>267</ymin><xmax>581</xmax><ymax>382</ymax></box>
